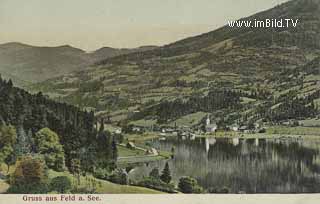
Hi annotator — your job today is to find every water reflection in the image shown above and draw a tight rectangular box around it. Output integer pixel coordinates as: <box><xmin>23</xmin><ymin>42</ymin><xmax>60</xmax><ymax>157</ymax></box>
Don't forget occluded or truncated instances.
<box><xmin>128</xmin><ymin>137</ymin><xmax>320</xmax><ymax>193</ymax></box>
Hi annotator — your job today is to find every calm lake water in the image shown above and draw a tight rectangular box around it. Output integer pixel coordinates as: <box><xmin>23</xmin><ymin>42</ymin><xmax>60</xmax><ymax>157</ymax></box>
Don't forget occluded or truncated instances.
<box><xmin>128</xmin><ymin>137</ymin><xmax>320</xmax><ymax>193</ymax></box>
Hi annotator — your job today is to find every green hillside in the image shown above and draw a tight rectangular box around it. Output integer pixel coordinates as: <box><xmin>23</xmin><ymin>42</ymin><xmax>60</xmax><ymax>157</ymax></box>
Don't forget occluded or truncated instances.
<box><xmin>32</xmin><ymin>0</ymin><xmax>320</xmax><ymax>127</ymax></box>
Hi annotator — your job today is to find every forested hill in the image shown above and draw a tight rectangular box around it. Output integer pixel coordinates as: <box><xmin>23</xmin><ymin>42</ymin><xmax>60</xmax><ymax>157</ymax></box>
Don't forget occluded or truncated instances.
<box><xmin>34</xmin><ymin>0</ymin><xmax>320</xmax><ymax>126</ymax></box>
<box><xmin>0</xmin><ymin>76</ymin><xmax>96</xmax><ymax>167</ymax></box>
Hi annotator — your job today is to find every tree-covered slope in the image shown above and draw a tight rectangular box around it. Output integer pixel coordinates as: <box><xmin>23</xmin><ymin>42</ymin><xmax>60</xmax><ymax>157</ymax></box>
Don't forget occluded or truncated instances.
<box><xmin>0</xmin><ymin>76</ymin><xmax>96</xmax><ymax>167</ymax></box>
<box><xmin>33</xmin><ymin>0</ymin><xmax>320</xmax><ymax>125</ymax></box>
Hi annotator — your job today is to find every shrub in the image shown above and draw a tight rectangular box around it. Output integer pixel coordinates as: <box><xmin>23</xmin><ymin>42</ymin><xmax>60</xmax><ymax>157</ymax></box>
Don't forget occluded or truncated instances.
<box><xmin>178</xmin><ymin>177</ymin><xmax>203</xmax><ymax>194</ymax></box>
<box><xmin>8</xmin><ymin>156</ymin><xmax>49</xmax><ymax>193</ymax></box>
<box><xmin>208</xmin><ymin>186</ymin><xmax>231</xmax><ymax>194</ymax></box>
<box><xmin>149</xmin><ymin>168</ymin><xmax>160</xmax><ymax>179</ymax></box>
<box><xmin>137</xmin><ymin>177</ymin><xmax>176</xmax><ymax>193</ymax></box>
<box><xmin>50</xmin><ymin>176</ymin><xmax>72</xmax><ymax>193</ymax></box>
<box><xmin>11</xmin><ymin>156</ymin><xmax>48</xmax><ymax>185</ymax></box>
<box><xmin>93</xmin><ymin>168</ymin><xmax>110</xmax><ymax>180</ymax></box>
<box><xmin>109</xmin><ymin>169</ymin><xmax>128</xmax><ymax>185</ymax></box>
<box><xmin>7</xmin><ymin>183</ymin><xmax>48</xmax><ymax>194</ymax></box>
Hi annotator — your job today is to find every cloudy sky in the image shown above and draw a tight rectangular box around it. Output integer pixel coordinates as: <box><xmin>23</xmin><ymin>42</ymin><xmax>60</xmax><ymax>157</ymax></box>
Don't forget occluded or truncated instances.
<box><xmin>0</xmin><ymin>0</ymin><xmax>288</xmax><ymax>51</ymax></box>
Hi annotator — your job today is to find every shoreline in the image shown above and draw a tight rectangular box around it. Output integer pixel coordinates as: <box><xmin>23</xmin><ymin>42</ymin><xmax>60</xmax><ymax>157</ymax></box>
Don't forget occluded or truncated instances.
<box><xmin>198</xmin><ymin>133</ymin><xmax>320</xmax><ymax>140</ymax></box>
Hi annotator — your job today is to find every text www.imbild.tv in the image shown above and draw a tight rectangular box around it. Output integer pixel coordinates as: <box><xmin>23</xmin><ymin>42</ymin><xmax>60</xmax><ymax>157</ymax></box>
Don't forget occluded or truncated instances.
<box><xmin>228</xmin><ymin>19</ymin><xmax>299</xmax><ymax>28</ymax></box>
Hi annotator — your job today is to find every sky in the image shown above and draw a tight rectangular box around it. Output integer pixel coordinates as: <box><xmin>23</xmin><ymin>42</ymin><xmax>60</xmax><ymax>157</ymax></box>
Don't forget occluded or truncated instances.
<box><xmin>0</xmin><ymin>0</ymin><xmax>289</xmax><ymax>51</ymax></box>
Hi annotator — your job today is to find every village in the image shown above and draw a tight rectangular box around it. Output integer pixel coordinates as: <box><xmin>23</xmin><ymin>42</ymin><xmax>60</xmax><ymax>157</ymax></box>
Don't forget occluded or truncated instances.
<box><xmin>114</xmin><ymin>115</ymin><xmax>267</xmax><ymax>141</ymax></box>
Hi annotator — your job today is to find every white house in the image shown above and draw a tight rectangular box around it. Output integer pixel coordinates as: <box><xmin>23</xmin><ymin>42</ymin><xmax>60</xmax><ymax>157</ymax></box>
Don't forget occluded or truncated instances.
<box><xmin>115</xmin><ymin>128</ymin><xmax>122</xmax><ymax>134</ymax></box>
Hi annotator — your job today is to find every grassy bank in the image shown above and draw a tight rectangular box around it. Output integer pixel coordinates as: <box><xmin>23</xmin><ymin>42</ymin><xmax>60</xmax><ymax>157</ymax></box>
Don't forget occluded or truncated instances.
<box><xmin>48</xmin><ymin>170</ymin><xmax>164</xmax><ymax>194</ymax></box>
<box><xmin>198</xmin><ymin>126</ymin><xmax>320</xmax><ymax>139</ymax></box>
<box><xmin>0</xmin><ymin>162</ymin><xmax>164</xmax><ymax>194</ymax></box>
<box><xmin>117</xmin><ymin>144</ymin><xmax>171</xmax><ymax>166</ymax></box>
<box><xmin>266</xmin><ymin>126</ymin><xmax>320</xmax><ymax>136</ymax></box>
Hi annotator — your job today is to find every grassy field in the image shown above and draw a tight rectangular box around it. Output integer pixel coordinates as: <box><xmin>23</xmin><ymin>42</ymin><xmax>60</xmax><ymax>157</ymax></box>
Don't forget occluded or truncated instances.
<box><xmin>118</xmin><ymin>145</ymin><xmax>146</xmax><ymax>157</ymax></box>
<box><xmin>48</xmin><ymin>170</ymin><xmax>163</xmax><ymax>194</ymax></box>
<box><xmin>169</xmin><ymin>112</ymin><xmax>207</xmax><ymax>127</ymax></box>
<box><xmin>126</xmin><ymin>132</ymin><xmax>160</xmax><ymax>143</ymax></box>
<box><xmin>0</xmin><ymin>162</ymin><xmax>164</xmax><ymax>194</ymax></box>
<box><xmin>299</xmin><ymin>119</ymin><xmax>320</xmax><ymax>127</ymax></box>
<box><xmin>117</xmin><ymin>142</ymin><xmax>171</xmax><ymax>165</ymax></box>
<box><xmin>117</xmin><ymin>155</ymin><xmax>166</xmax><ymax>165</ymax></box>
<box><xmin>266</xmin><ymin>126</ymin><xmax>320</xmax><ymax>136</ymax></box>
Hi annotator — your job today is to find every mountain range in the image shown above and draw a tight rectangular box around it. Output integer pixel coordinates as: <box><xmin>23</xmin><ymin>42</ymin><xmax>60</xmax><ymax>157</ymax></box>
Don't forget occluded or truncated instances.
<box><xmin>8</xmin><ymin>0</ymin><xmax>320</xmax><ymax>126</ymax></box>
<box><xmin>0</xmin><ymin>42</ymin><xmax>157</xmax><ymax>86</ymax></box>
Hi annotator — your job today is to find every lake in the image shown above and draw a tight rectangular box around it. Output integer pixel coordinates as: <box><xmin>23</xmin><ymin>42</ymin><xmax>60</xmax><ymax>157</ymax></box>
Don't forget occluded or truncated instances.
<box><xmin>128</xmin><ymin>137</ymin><xmax>320</xmax><ymax>193</ymax></box>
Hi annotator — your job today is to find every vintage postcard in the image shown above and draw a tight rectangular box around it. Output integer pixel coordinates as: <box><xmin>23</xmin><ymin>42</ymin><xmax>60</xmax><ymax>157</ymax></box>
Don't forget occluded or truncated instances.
<box><xmin>0</xmin><ymin>0</ymin><xmax>320</xmax><ymax>203</ymax></box>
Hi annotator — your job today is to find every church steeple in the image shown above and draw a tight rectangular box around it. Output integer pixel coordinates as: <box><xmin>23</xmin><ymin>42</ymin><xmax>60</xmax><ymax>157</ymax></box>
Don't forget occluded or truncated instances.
<box><xmin>206</xmin><ymin>115</ymin><xmax>211</xmax><ymax>126</ymax></box>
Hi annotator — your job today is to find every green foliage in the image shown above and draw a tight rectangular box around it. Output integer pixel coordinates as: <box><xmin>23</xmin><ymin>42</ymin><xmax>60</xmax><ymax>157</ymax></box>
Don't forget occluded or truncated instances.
<box><xmin>160</xmin><ymin>162</ymin><xmax>172</xmax><ymax>184</ymax></box>
<box><xmin>208</xmin><ymin>186</ymin><xmax>230</xmax><ymax>193</ymax></box>
<box><xmin>96</xmin><ymin>130</ymin><xmax>117</xmax><ymax>170</ymax></box>
<box><xmin>109</xmin><ymin>169</ymin><xmax>129</xmax><ymax>185</ymax></box>
<box><xmin>49</xmin><ymin>176</ymin><xmax>72</xmax><ymax>193</ymax></box>
<box><xmin>137</xmin><ymin>177</ymin><xmax>176</xmax><ymax>193</ymax></box>
<box><xmin>15</xmin><ymin>126</ymin><xmax>34</xmax><ymax>157</ymax></box>
<box><xmin>8</xmin><ymin>156</ymin><xmax>49</xmax><ymax>193</ymax></box>
<box><xmin>70</xmin><ymin>158</ymin><xmax>81</xmax><ymax>185</ymax></box>
<box><xmin>133</xmin><ymin>89</ymin><xmax>242</xmax><ymax>123</ymax></box>
<box><xmin>0</xmin><ymin>78</ymin><xmax>96</xmax><ymax>171</ymax></box>
<box><xmin>93</xmin><ymin>168</ymin><xmax>110</xmax><ymax>180</ymax></box>
<box><xmin>34</xmin><ymin>128</ymin><xmax>65</xmax><ymax>171</ymax></box>
<box><xmin>178</xmin><ymin>176</ymin><xmax>203</xmax><ymax>194</ymax></box>
<box><xmin>7</xmin><ymin>182</ymin><xmax>49</xmax><ymax>194</ymax></box>
<box><xmin>149</xmin><ymin>168</ymin><xmax>160</xmax><ymax>179</ymax></box>
<box><xmin>0</xmin><ymin>124</ymin><xmax>16</xmax><ymax>163</ymax></box>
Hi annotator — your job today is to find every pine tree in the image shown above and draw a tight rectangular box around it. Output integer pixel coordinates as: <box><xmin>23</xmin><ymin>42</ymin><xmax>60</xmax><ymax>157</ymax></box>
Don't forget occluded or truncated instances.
<box><xmin>15</xmin><ymin>125</ymin><xmax>30</xmax><ymax>156</ymax></box>
<box><xmin>160</xmin><ymin>162</ymin><xmax>172</xmax><ymax>184</ymax></box>
<box><xmin>149</xmin><ymin>167</ymin><xmax>160</xmax><ymax>179</ymax></box>
<box><xmin>111</xmin><ymin>139</ymin><xmax>118</xmax><ymax>161</ymax></box>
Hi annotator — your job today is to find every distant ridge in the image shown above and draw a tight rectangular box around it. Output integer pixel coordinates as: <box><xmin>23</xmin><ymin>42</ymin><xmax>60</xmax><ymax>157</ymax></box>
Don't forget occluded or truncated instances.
<box><xmin>0</xmin><ymin>42</ymin><xmax>157</xmax><ymax>85</ymax></box>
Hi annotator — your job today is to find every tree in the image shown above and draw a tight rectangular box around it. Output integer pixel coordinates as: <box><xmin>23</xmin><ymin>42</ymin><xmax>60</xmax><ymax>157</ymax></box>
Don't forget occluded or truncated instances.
<box><xmin>178</xmin><ymin>177</ymin><xmax>203</xmax><ymax>194</ymax></box>
<box><xmin>4</xmin><ymin>153</ymin><xmax>16</xmax><ymax>173</ymax></box>
<box><xmin>160</xmin><ymin>162</ymin><xmax>172</xmax><ymax>184</ymax></box>
<box><xmin>109</xmin><ymin>169</ymin><xmax>129</xmax><ymax>185</ymax></box>
<box><xmin>111</xmin><ymin>139</ymin><xmax>118</xmax><ymax>161</ymax></box>
<box><xmin>15</xmin><ymin>125</ymin><xmax>33</xmax><ymax>156</ymax></box>
<box><xmin>34</xmin><ymin>128</ymin><xmax>65</xmax><ymax>171</ymax></box>
<box><xmin>0</xmin><ymin>124</ymin><xmax>17</xmax><ymax>164</ymax></box>
<box><xmin>8</xmin><ymin>156</ymin><xmax>48</xmax><ymax>193</ymax></box>
<box><xmin>70</xmin><ymin>158</ymin><xmax>81</xmax><ymax>185</ymax></box>
<box><xmin>149</xmin><ymin>167</ymin><xmax>160</xmax><ymax>179</ymax></box>
<box><xmin>50</xmin><ymin>176</ymin><xmax>72</xmax><ymax>193</ymax></box>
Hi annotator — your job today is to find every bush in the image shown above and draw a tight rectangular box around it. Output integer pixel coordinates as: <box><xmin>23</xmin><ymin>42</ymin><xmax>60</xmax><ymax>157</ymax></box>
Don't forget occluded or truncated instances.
<box><xmin>8</xmin><ymin>156</ymin><xmax>49</xmax><ymax>194</ymax></box>
<box><xmin>93</xmin><ymin>168</ymin><xmax>110</xmax><ymax>180</ymax></box>
<box><xmin>50</xmin><ymin>176</ymin><xmax>72</xmax><ymax>193</ymax></box>
<box><xmin>149</xmin><ymin>168</ymin><xmax>160</xmax><ymax>179</ymax></box>
<box><xmin>109</xmin><ymin>169</ymin><xmax>128</xmax><ymax>185</ymax></box>
<box><xmin>137</xmin><ymin>177</ymin><xmax>176</xmax><ymax>193</ymax></box>
<box><xmin>7</xmin><ymin>183</ymin><xmax>48</xmax><ymax>194</ymax></box>
<box><xmin>178</xmin><ymin>177</ymin><xmax>203</xmax><ymax>194</ymax></box>
<box><xmin>208</xmin><ymin>186</ymin><xmax>231</xmax><ymax>194</ymax></box>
